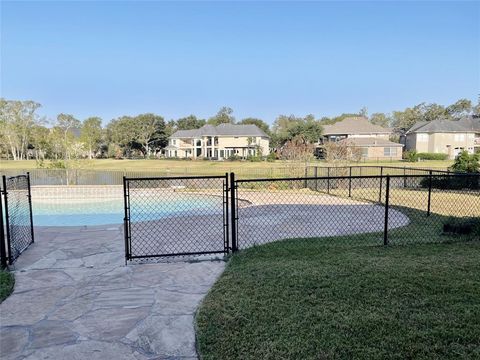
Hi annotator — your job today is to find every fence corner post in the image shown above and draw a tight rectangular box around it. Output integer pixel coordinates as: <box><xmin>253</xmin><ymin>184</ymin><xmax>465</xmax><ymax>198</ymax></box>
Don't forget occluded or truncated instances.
<box><xmin>0</xmin><ymin>182</ymin><xmax>7</xmax><ymax>269</ymax></box>
<box><xmin>229</xmin><ymin>172</ymin><xmax>237</xmax><ymax>252</ymax></box>
<box><xmin>383</xmin><ymin>175</ymin><xmax>390</xmax><ymax>246</ymax></box>
<box><xmin>26</xmin><ymin>172</ymin><xmax>35</xmax><ymax>244</ymax></box>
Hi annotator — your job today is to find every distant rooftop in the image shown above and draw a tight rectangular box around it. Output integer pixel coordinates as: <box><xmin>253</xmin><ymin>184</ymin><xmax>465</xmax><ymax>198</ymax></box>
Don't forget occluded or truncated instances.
<box><xmin>406</xmin><ymin>116</ymin><xmax>480</xmax><ymax>134</ymax></box>
<box><xmin>322</xmin><ymin>117</ymin><xmax>391</xmax><ymax>135</ymax></box>
<box><xmin>171</xmin><ymin>123</ymin><xmax>269</xmax><ymax>138</ymax></box>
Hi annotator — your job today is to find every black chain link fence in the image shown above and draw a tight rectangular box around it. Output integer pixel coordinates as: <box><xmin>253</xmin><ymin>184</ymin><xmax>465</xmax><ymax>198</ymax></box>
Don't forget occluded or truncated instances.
<box><xmin>1</xmin><ymin>174</ymin><xmax>35</xmax><ymax>267</ymax></box>
<box><xmin>124</xmin><ymin>175</ymin><xmax>229</xmax><ymax>261</ymax></box>
<box><xmin>233</xmin><ymin>173</ymin><xmax>480</xmax><ymax>251</ymax></box>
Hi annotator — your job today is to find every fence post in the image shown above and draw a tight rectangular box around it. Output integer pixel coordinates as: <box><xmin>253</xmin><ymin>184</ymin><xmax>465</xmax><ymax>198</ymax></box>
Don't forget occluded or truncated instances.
<box><xmin>2</xmin><ymin>176</ymin><xmax>12</xmax><ymax>265</ymax></box>
<box><xmin>378</xmin><ymin>166</ymin><xmax>383</xmax><ymax>203</ymax></box>
<box><xmin>327</xmin><ymin>167</ymin><xmax>330</xmax><ymax>194</ymax></box>
<box><xmin>427</xmin><ymin>170</ymin><xmax>432</xmax><ymax>216</ymax></box>
<box><xmin>224</xmin><ymin>173</ymin><xmax>229</xmax><ymax>254</ymax></box>
<box><xmin>230</xmin><ymin>172</ymin><xmax>237</xmax><ymax>252</ymax></box>
<box><xmin>314</xmin><ymin>166</ymin><xmax>318</xmax><ymax>191</ymax></box>
<box><xmin>304</xmin><ymin>166</ymin><xmax>308</xmax><ymax>188</ymax></box>
<box><xmin>383</xmin><ymin>175</ymin><xmax>390</xmax><ymax>246</ymax></box>
<box><xmin>123</xmin><ymin>176</ymin><xmax>130</xmax><ymax>264</ymax></box>
<box><xmin>403</xmin><ymin>167</ymin><xmax>407</xmax><ymax>188</ymax></box>
<box><xmin>26</xmin><ymin>173</ymin><xmax>35</xmax><ymax>244</ymax></box>
<box><xmin>0</xmin><ymin>184</ymin><xmax>7</xmax><ymax>269</ymax></box>
<box><xmin>348</xmin><ymin>166</ymin><xmax>352</xmax><ymax>197</ymax></box>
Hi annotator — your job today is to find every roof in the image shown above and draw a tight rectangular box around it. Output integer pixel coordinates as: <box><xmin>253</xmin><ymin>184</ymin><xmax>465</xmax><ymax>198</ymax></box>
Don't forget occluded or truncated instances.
<box><xmin>406</xmin><ymin>117</ymin><xmax>478</xmax><ymax>134</ymax></box>
<box><xmin>170</xmin><ymin>123</ymin><xmax>269</xmax><ymax>138</ymax></box>
<box><xmin>338</xmin><ymin>137</ymin><xmax>403</xmax><ymax>147</ymax></box>
<box><xmin>322</xmin><ymin>117</ymin><xmax>391</xmax><ymax>135</ymax></box>
<box><xmin>457</xmin><ymin>116</ymin><xmax>480</xmax><ymax>132</ymax></box>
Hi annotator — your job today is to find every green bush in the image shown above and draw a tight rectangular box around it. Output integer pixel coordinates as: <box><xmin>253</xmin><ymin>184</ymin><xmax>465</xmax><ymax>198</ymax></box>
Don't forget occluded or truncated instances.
<box><xmin>443</xmin><ymin>217</ymin><xmax>480</xmax><ymax>236</ymax></box>
<box><xmin>450</xmin><ymin>150</ymin><xmax>480</xmax><ymax>173</ymax></box>
<box><xmin>403</xmin><ymin>150</ymin><xmax>419</xmax><ymax>162</ymax></box>
<box><xmin>247</xmin><ymin>155</ymin><xmax>262</xmax><ymax>162</ymax></box>
<box><xmin>417</xmin><ymin>152</ymin><xmax>448</xmax><ymax>161</ymax></box>
<box><xmin>420</xmin><ymin>174</ymin><xmax>480</xmax><ymax>190</ymax></box>
<box><xmin>266</xmin><ymin>152</ymin><xmax>277</xmax><ymax>162</ymax></box>
<box><xmin>227</xmin><ymin>154</ymin><xmax>241</xmax><ymax>161</ymax></box>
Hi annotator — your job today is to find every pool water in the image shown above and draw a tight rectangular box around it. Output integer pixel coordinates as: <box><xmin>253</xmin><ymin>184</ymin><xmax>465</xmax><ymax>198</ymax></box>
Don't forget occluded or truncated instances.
<box><xmin>32</xmin><ymin>196</ymin><xmax>222</xmax><ymax>226</ymax></box>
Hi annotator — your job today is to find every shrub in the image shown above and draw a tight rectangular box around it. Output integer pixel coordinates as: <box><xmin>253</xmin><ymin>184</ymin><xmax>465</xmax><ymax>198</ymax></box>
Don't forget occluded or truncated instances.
<box><xmin>403</xmin><ymin>150</ymin><xmax>419</xmax><ymax>162</ymax></box>
<box><xmin>266</xmin><ymin>152</ymin><xmax>277</xmax><ymax>162</ymax></box>
<box><xmin>420</xmin><ymin>174</ymin><xmax>480</xmax><ymax>190</ymax></box>
<box><xmin>417</xmin><ymin>152</ymin><xmax>448</xmax><ymax>161</ymax></box>
<box><xmin>450</xmin><ymin>150</ymin><xmax>480</xmax><ymax>173</ymax></box>
<box><xmin>443</xmin><ymin>217</ymin><xmax>480</xmax><ymax>236</ymax></box>
<box><xmin>247</xmin><ymin>155</ymin><xmax>262</xmax><ymax>162</ymax></box>
<box><xmin>227</xmin><ymin>154</ymin><xmax>241</xmax><ymax>161</ymax></box>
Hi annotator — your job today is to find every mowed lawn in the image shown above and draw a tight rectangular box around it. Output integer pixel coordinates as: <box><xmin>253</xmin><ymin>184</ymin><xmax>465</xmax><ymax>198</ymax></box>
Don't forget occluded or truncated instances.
<box><xmin>196</xmin><ymin>241</ymin><xmax>480</xmax><ymax>360</ymax></box>
<box><xmin>0</xmin><ymin>159</ymin><xmax>453</xmax><ymax>176</ymax></box>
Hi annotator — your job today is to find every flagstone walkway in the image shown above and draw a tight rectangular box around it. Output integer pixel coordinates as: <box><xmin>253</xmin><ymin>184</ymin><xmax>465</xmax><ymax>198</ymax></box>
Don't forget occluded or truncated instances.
<box><xmin>0</xmin><ymin>225</ymin><xmax>225</xmax><ymax>360</ymax></box>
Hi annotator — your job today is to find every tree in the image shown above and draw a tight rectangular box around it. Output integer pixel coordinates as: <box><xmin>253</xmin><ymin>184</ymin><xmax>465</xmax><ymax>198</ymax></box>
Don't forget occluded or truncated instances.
<box><xmin>370</xmin><ymin>113</ymin><xmax>391</xmax><ymax>127</ymax></box>
<box><xmin>322</xmin><ymin>141</ymin><xmax>363</xmax><ymax>165</ymax></box>
<box><xmin>175</xmin><ymin>115</ymin><xmax>206</xmax><ymax>130</ymax></box>
<box><xmin>279</xmin><ymin>136</ymin><xmax>316</xmax><ymax>171</ymax></box>
<box><xmin>238</xmin><ymin>118</ymin><xmax>270</xmax><ymax>135</ymax></box>
<box><xmin>134</xmin><ymin>113</ymin><xmax>167</xmax><ymax>157</ymax></box>
<box><xmin>286</xmin><ymin>116</ymin><xmax>323</xmax><ymax>144</ymax></box>
<box><xmin>207</xmin><ymin>107</ymin><xmax>235</xmax><ymax>125</ymax></box>
<box><xmin>30</xmin><ymin>124</ymin><xmax>52</xmax><ymax>160</ymax></box>
<box><xmin>422</xmin><ymin>103</ymin><xmax>447</xmax><ymax>122</ymax></box>
<box><xmin>80</xmin><ymin>117</ymin><xmax>103</xmax><ymax>159</ymax></box>
<box><xmin>392</xmin><ymin>105</ymin><xmax>424</xmax><ymax>131</ymax></box>
<box><xmin>0</xmin><ymin>99</ymin><xmax>42</xmax><ymax>160</ymax></box>
<box><xmin>446</xmin><ymin>99</ymin><xmax>472</xmax><ymax>119</ymax></box>
<box><xmin>55</xmin><ymin>113</ymin><xmax>81</xmax><ymax>161</ymax></box>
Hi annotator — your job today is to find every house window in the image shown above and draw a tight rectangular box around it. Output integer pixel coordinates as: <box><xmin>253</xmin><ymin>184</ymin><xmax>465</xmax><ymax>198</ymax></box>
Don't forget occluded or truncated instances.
<box><xmin>220</xmin><ymin>150</ymin><xmax>224</xmax><ymax>158</ymax></box>
<box><xmin>361</xmin><ymin>148</ymin><xmax>368</xmax><ymax>158</ymax></box>
<box><xmin>454</xmin><ymin>134</ymin><xmax>465</xmax><ymax>141</ymax></box>
<box><xmin>384</xmin><ymin>147</ymin><xmax>397</xmax><ymax>157</ymax></box>
<box><xmin>171</xmin><ymin>139</ymin><xmax>176</xmax><ymax>145</ymax></box>
<box><xmin>417</xmin><ymin>134</ymin><xmax>428</xmax><ymax>142</ymax></box>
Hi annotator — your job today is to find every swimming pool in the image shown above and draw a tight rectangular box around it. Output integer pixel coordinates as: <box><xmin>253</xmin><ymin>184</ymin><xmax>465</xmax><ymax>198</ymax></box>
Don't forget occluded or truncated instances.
<box><xmin>32</xmin><ymin>195</ymin><xmax>223</xmax><ymax>226</ymax></box>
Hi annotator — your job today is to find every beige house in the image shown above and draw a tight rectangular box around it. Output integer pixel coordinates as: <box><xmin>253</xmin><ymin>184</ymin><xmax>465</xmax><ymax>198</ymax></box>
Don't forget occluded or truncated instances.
<box><xmin>165</xmin><ymin>124</ymin><xmax>270</xmax><ymax>159</ymax></box>
<box><xmin>317</xmin><ymin>117</ymin><xmax>403</xmax><ymax>160</ymax></box>
<box><xmin>404</xmin><ymin>117</ymin><xmax>480</xmax><ymax>159</ymax></box>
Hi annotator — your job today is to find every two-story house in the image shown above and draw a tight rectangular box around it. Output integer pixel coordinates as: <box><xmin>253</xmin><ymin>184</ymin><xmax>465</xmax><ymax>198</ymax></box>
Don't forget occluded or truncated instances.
<box><xmin>165</xmin><ymin>123</ymin><xmax>270</xmax><ymax>159</ymax></box>
<box><xmin>404</xmin><ymin>116</ymin><xmax>480</xmax><ymax>159</ymax></box>
<box><xmin>317</xmin><ymin>117</ymin><xmax>403</xmax><ymax>160</ymax></box>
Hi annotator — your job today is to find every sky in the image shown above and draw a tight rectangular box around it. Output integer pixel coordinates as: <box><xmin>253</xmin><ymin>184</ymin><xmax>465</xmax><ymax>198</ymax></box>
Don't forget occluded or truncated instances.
<box><xmin>1</xmin><ymin>1</ymin><xmax>479</xmax><ymax>125</ymax></box>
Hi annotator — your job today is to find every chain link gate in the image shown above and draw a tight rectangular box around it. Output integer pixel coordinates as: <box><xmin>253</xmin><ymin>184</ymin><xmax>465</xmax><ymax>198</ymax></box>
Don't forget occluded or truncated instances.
<box><xmin>1</xmin><ymin>173</ymin><xmax>35</xmax><ymax>267</ymax></box>
<box><xmin>123</xmin><ymin>174</ymin><xmax>230</xmax><ymax>262</ymax></box>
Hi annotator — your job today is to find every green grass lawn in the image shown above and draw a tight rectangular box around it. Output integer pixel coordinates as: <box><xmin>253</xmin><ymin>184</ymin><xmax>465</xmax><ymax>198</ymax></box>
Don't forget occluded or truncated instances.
<box><xmin>0</xmin><ymin>158</ymin><xmax>453</xmax><ymax>172</ymax></box>
<box><xmin>196</xmin><ymin>239</ymin><xmax>480</xmax><ymax>359</ymax></box>
<box><xmin>0</xmin><ymin>270</ymin><xmax>14</xmax><ymax>303</ymax></box>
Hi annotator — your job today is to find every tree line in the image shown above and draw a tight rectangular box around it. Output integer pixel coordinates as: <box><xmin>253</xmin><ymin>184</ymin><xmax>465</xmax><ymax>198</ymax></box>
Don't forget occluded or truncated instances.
<box><xmin>1</xmin><ymin>98</ymin><xmax>478</xmax><ymax>161</ymax></box>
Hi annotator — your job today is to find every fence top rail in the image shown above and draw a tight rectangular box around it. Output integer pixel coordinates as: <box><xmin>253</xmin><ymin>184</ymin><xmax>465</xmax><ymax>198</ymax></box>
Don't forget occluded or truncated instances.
<box><xmin>124</xmin><ymin>174</ymin><xmax>228</xmax><ymax>181</ymax></box>
<box><xmin>308</xmin><ymin>165</ymin><xmax>451</xmax><ymax>173</ymax></box>
<box><xmin>235</xmin><ymin>173</ymin><xmax>480</xmax><ymax>183</ymax></box>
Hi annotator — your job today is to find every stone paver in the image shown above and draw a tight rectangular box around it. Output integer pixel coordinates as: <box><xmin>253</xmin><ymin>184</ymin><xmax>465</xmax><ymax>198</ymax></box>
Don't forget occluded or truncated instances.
<box><xmin>0</xmin><ymin>225</ymin><xmax>225</xmax><ymax>359</ymax></box>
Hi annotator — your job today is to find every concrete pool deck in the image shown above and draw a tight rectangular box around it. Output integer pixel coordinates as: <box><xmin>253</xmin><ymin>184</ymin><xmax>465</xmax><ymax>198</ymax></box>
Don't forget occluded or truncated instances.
<box><xmin>0</xmin><ymin>225</ymin><xmax>225</xmax><ymax>359</ymax></box>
